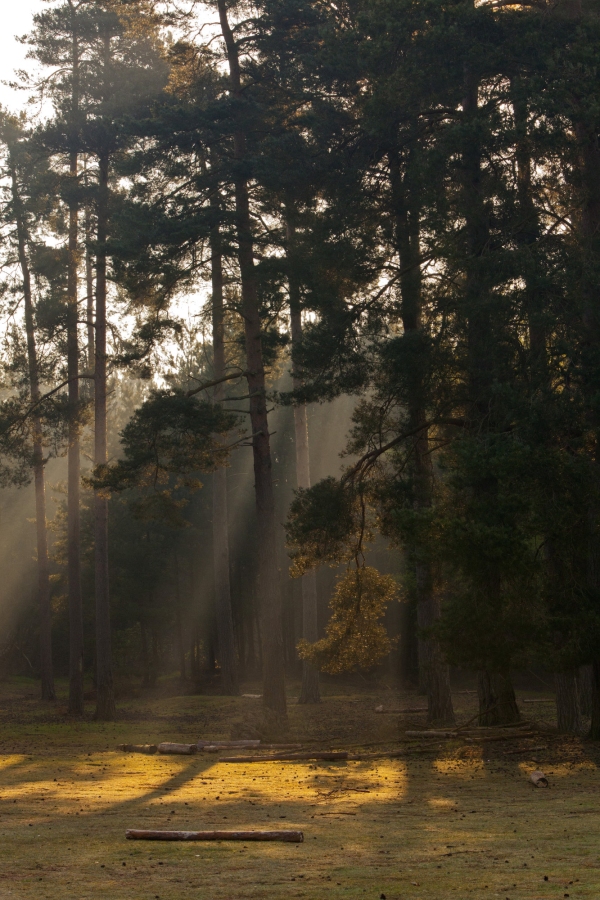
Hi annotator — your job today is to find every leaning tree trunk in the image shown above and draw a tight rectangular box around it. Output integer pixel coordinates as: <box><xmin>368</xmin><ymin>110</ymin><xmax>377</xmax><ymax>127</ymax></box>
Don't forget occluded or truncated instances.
<box><xmin>93</xmin><ymin>150</ymin><xmax>115</xmax><ymax>721</ymax></box>
<box><xmin>10</xmin><ymin>157</ymin><xmax>55</xmax><ymax>702</ymax></box>
<box><xmin>67</xmin><ymin>145</ymin><xmax>84</xmax><ymax>717</ymax></box>
<box><xmin>218</xmin><ymin>0</ymin><xmax>286</xmax><ymax>718</ymax></box>
<box><xmin>287</xmin><ymin>221</ymin><xmax>320</xmax><ymax>705</ymax></box>
<box><xmin>555</xmin><ymin>670</ymin><xmax>582</xmax><ymax>734</ymax></box>
<box><xmin>477</xmin><ymin>670</ymin><xmax>520</xmax><ymax>726</ymax></box>
<box><xmin>389</xmin><ymin>148</ymin><xmax>454</xmax><ymax>725</ymax></box>
<box><xmin>209</xmin><ymin>213</ymin><xmax>239</xmax><ymax>695</ymax></box>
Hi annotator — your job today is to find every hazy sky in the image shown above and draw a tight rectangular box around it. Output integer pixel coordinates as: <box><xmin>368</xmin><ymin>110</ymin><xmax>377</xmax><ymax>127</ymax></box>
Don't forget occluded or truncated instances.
<box><xmin>0</xmin><ymin>2</ymin><xmax>43</xmax><ymax>110</ymax></box>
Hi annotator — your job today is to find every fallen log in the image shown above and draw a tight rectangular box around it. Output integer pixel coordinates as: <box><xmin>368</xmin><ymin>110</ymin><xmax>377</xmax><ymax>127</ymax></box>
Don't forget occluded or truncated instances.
<box><xmin>157</xmin><ymin>743</ymin><xmax>196</xmax><ymax>755</ymax></box>
<box><xmin>126</xmin><ymin>829</ymin><xmax>303</xmax><ymax>843</ymax></box>
<box><xmin>405</xmin><ymin>731</ymin><xmax>458</xmax><ymax>738</ymax></box>
<box><xmin>197</xmin><ymin>740</ymin><xmax>261</xmax><ymax>749</ymax></box>
<box><xmin>503</xmin><ymin>745</ymin><xmax>547</xmax><ymax>755</ymax></box>
<box><xmin>220</xmin><ymin>751</ymin><xmax>348</xmax><ymax>763</ymax></box>
<box><xmin>118</xmin><ymin>744</ymin><xmax>157</xmax><ymax>754</ymax></box>
<box><xmin>197</xmin><ymin>741</ymin><xmax>303</xmax><ymax>751</ymax></box>
<box><xmin>375</xmin><ymin>706</ymin><xmax>428</xmax><ymax>714</ymax></box>
<box><xmin>465</xmin><ymin>731</ymin><xmax>535</xmax><ymax>743</ymax></box>
<box><xmin>522</xmin><ymin>699</ymin><xmax>554</xmax><ymax>704</ymax></box>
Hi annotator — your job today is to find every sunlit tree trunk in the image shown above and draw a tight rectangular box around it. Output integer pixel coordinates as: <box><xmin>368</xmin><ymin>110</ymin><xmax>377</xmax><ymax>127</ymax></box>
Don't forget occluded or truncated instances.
<box><xmin>209</xmin><ymin>213</ymin><xmax>239</xmax><ymax>695</ymax></box>
<box><xmin>9</xmin><ymin>157</ymin><xmax>55</xmax><ymax>703</ymax></box>
<box><xmin>217</xmin><ymin>0</ymin><xmax>286</xmax><ymax>718</ymax></box>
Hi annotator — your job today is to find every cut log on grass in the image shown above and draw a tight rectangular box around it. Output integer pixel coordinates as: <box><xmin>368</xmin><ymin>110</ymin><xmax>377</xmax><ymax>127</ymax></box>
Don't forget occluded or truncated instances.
<box><xmin>465</xmin><ymin>731</ymin><xmax>535</xmax><ymax>743</ymax></box>
<box><xmin>522</xmin><ymin>699</ymin><xmax>554</xmax><ymax>704</ymax></box>
<box><xmin>376</xmin><ymin>707</ymin><xmax>427</xmax><ymax>714</ymax></box>
<box><xmin>157</xmin><ymin>743</ymin><xmax>196</xmax><ymax>755</ymax></box>
<box><xmin>198</xmin><ymin>741</ymin><xmax>303</xmax><ymax>751</ymax></box>
<box><xmin>118</xmin><ymin>744</ymin><xmax>157</xmax><ymax>754</ymax></box>
<box><xmin>220</xmin><ymin>751</ymin><xmax>348</xmax><ymax>763</ymax></box>
<box><xmin>503</xmin><ymin>745</ymin><xmax>547</xmax><ymax>755</ymax></box>
<box><xmin>197</xmin><ymin>740</ymin><xmax>261</xmax><ymax>749</ymax></box>
<box><xmin>126</xmin><ymin>829</ymin><xmax>303</xmax><ymax>843</ymax></box>
<box><xmin>529</xmin><ymin>770</ymin><xmax>549</xmax><ymax>787</ymax></box>
<box><xmin>405</xmin><ymin>730</ymin><xmax>458</xmax><ymax>738</ymax></box>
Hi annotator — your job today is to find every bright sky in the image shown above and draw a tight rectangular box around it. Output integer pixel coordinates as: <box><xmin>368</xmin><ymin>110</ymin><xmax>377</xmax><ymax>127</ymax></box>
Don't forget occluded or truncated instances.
<box><xmin>0</xmin><ymin>1</ymin><xmax>44</xmax><ymax>111</ymax></box>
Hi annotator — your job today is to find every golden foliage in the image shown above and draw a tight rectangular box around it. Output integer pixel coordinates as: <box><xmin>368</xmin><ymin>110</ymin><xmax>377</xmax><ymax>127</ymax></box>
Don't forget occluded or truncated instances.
<box><xmin>298</xmin><ymin>566</ymin><xmax>398</xmax><ymax>674</ymax></box>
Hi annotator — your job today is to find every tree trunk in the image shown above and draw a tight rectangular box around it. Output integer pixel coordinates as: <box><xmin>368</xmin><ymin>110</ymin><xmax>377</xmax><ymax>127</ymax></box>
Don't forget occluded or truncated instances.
<box><xmin>209</xmin><ymin>212</ymin><xmax>239</xmax><ymax>695</ymax></box>
<box><xmin>575</xmin><ymin>52</ymin><xmax>600</xmax><ymax>741</ymax></box>
<box><xmin>589</xmin><ymin>660</ymin><xmax>600</xmax><ymax>740</ymax></box>
<box><xmin>9</xmin><ymin>157</ymin><xmax>55</xmax><ymax>702</ymax></box>
<box><xmin>174</xmin><ymin>554</ymin><xmax>186</xmax><ymax>683</ymax></box>
<box><xmin>287</xmin><ymin>221</ymin><xmax>320</xmax><ymax>705</ymax></box>
<box><xmin>555</xmin><ymin>670</ymin><xmax>582</xmax><ymax>734</ymax></box>
<box><xmin>579</xmin><ymin>665</ymin><xmax>593</xmax><ymax>717</ymax></box>
<box><xmin>218</xmin><ymin>0</ymin><xmax>286</xmax><ymax>718</ymax></box>
<box><xmin>477</xmin><ymin>670</ymin><xmax>520</xmax><ymax>726</ymax></box>
<box><xmin>140</xmin><ymin>620</ymin><xmax>151</xmax><ymax>687</ymax></box>
<box><xmin>67</xmin><ymin>144</ymin><xmax>84</xmax><ymax>717</ymax></box>
<box><xmin>84</xmin><ymin>157</ymin><xmax>95</xmax><ymax>374</ymax></box>
<box><xmin>389</xmin><ymin>149</ymin><xmax>454</xmax><ymax>725</ymax></box>
<box><xmin>94</xmin><ymin>149</ymin><xmax>115</xmax><ymax>721</ymax></box>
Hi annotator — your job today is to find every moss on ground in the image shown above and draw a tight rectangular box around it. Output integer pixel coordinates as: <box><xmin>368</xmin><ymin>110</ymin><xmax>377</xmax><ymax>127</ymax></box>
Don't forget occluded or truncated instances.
<box><xmin>0</xmin><ymin>677</ymin><xmax>598</xmax><ymax>899</ymax></box>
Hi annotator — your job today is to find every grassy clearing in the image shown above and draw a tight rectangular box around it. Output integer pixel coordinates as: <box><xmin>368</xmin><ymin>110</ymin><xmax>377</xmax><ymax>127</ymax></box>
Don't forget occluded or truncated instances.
<box><xmin>0</xmin><ymin>677</ymin><xmax>599</xmax><ymax>900</ymax></box>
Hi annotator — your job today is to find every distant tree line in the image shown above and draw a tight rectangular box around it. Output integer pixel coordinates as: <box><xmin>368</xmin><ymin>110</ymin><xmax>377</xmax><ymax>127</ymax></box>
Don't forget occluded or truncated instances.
<box><xmin>0</xmin><ymin>0</ymin><xmax>599</xmax><ymax>736</ymax></box>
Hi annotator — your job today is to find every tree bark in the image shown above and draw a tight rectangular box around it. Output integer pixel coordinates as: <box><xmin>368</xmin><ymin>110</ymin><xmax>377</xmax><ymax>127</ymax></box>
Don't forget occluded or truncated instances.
<box><xmin>218</xmin><ymin>0</ymin><xmax>286</xmax><ymax>718</ymax></box>
<box><xmin>174</xmin><ymin>553</ymin><xmax>186</xmax><ymax>682</ymax></box>
<box><xmin>555</xmin><ymin>669</ymin><xmax>582</xmax><ymax>734</ymax></box>
<box><xmin>477</xmin><ymin>670</ymin><xmax>520</xmax><ymax>726</ymax></box>
<box><xmin>67</xmin><ymin>143</ymin><xmax>84</xmax><ymax>717</ymax></box>
<box><xmin>84</xmin><ymin>157</ymin><xmax>95</xmax><ymax>374</ymax></box>
<box><xmin>140</xmin><ymin>619</ymin><xmax>151</xmax><ymax>687</ymax></box>
<box><xmin>94</xmin><ymin>149</ymin><xmax>115</xmax><ymax>721</ymax></box>
<box><xmin>209</xmin><ymin>212</ymin><xmax>239</xmax><ymax>695</ymax></box>
<box><xmin>287</xmin><ymin>221</ymin><xmax>320</xmax><ymax>705</ymax></box>
<box><xmin>9</xmin><ymin>157</ymin><xmax>55</xmax><ymax>702</ymax></box>
<box><xmin>579</xmin><ymin>664</ymin><xmax>593</xmax><ymax>717</ymax></box>
<box><xmin>589</xmin><ymin>660</ymin><xmax>600</xmax><ymax>740</ymax></box>
<box><xmin>389</xmin><ymin>149</ymin><xmax>454</xmax><ymax>725</ymax></box>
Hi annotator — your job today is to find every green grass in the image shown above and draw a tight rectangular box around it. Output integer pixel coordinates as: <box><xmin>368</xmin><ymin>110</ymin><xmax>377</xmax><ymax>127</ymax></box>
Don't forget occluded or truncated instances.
<box><xmin>0</xmin><ymin>676</ymin><xmax>598</xmax><ymax>899</ymax></box>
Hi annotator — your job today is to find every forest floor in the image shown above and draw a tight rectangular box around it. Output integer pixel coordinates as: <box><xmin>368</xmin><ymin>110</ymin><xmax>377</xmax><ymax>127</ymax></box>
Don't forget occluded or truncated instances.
<box><xmin>0</xmin><ymin>676</ymin><xmax>599</xmax><ymax>900</ymax></box>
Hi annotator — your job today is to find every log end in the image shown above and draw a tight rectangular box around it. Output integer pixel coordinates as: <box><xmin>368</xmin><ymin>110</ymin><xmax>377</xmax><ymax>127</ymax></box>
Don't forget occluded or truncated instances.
<box><xmin>529</xmin><ymin>770</ymin><xmax>549</xmax><ymax>788</ymax></box>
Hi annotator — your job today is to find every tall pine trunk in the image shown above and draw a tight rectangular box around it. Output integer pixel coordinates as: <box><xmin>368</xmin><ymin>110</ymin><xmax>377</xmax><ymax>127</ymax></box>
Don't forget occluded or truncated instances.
<box><xmin>218</xmin><ymin>0</ymin><xmax>286</xmax><ymax>718</ymax></box>
<box><xmin>462</xmin><ymin>68</ymin><xmax>520</xmax><ymax>727</ymax></box>
<box><xmin>576</xmin><ymin>102</ymin><xmax>600</xmax><ymax>741</ymax></box>
<box><xmin>287</xmin><ymin>221</ymin><xmax>320</xmax><ymax>705</ymax></box>
<box><xmin>10</xmin><ymin>158</ymin><xmax>55</xmax><ymax>702</ymax></box>
<box><xmin>389</xmin><ymin>150</ymin><xmax>454</xmax><ymax>725</ymax></box>
<box><xmin>477</xmin><ymin>670</ymin><xmax>520</xmax><ymax>726</ymax></box>
<box><xmin>84</xmin><ymin>157</ymin><xmax>95</xmax><ymax>373</ymax></box>
<box><xmin>67</xmin><ymin>145</ymin><xmax>84</xmax><ymax>716</ymax></box>
<box><xmin>209</xmin><ymin>214</ymin><xmax>239</xmax><ymax>695</ymax></box>
<box><xmin>93</xmin><ymin>150</ymin><xmax>115</xmax><ymax>720</ymax></box>
<box><xmin>555</xmin><ymin>670</ymin><xmax>582</xmax><ymax>734</ymax></box>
